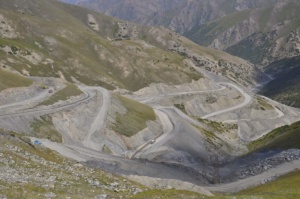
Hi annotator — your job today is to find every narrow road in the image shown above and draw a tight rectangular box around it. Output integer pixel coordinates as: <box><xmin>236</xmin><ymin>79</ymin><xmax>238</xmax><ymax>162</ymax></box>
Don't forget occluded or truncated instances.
<box><xmin>130</xmin><ymin>109</ymin><xmax>174</xmax><ymax>158</ymax></box>
<box><xmin>0</xmin><ymin>89</ymin><xmax>50</xmax><ymax>110</ymax></box>
<box><xmin>131</xmin><ymin>82</ymin><xmax>252</xmax><ymax>159</ymax></box>
<box><xmin>82</xmin><ymin>87</ymin><xmax>111</xmax><ymax>148</ymax></box>
<box><xmin>223</xmin><ymin>106</ymin><xmax>285</xmax><ymax>124</ymax></box>
<box><xmin>0</xmin><ymin>89</ymin><xmax>93</xmax><ymax>117</ymax></box>
<box><xmin>132</xmin><ymin>85</ymin><xmax>226</xmax><ymax>104</ymax></box>
<box><xmin>201</xmin><ymin>83</ymin><xmax>252</xmax><ymax>119</ymax></box>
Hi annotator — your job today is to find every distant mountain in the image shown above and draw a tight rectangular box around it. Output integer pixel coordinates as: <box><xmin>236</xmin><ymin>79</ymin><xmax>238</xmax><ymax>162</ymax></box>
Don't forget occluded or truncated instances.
<box><xmin>187</xmin><ymin>0</ymin><xmax>300</xmax><ymax>66</ymax></box>
<box><xmin>73</xmin><ymin>0</ymin><xmax>280</xmax><ymax>34</ymax></box>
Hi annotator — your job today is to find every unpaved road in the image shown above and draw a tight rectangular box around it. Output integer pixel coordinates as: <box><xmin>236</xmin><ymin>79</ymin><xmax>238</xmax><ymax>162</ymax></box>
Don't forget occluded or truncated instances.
<box><xmin>131</xmin><ymin>109</ymin><xmax>174</xmax><ymax>158</ymax></box>
<box><xmin>0</xmin><ymin>89</ymin><xmax>93</xmax><ymax>117</ymax></box>
<box><xmin>31</xmin><ymin>138</ymin><xmax>213</xmax><ymax>195</ymax></box>
<box><xmin>132</xmin><ymin>82</ymin><xmax>252</xmax><ymax>159</ymax></box>
<box><xmin>0</xmin><ymin>89</ymin><xmax>50</xmax><ymax>110</ymax></box>
<box><xmin>3</xmin><ymin>80</ymin><xmax>300</xmax><ymax>195</ymax></box>
<box><xmin>82</xmin><ymin>87</ymin><xmax>111</xmax><ymax>148</ymax></box>
<box><xmin>202</xmin><ymin>83</ymin><xmax>252</xmax><ymax>119</ymax></box>
<box><xmin>132</xmin><ymin>85</ymin><xmax>226</xmax><ymax>104</ymax></box>
<box><xmin>31</xmin><ymin>136</ymin><xmax>300</xmax><ymax>195</ymax></box>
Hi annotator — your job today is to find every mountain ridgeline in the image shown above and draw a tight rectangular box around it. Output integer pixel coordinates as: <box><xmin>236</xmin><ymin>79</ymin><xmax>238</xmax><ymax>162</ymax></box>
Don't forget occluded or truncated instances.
<box><xmin>59</xmin><ymin>0</ymin><xmax>300</xmax><ymax>108</ymax></box>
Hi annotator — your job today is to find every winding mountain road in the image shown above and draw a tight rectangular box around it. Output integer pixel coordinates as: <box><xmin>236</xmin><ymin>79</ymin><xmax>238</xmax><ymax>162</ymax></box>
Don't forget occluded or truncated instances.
<box><xmin>130</xmin><ymin>109</ymin><xmax>174</xmax><ymax>158</ymax></box>
<box><xmin>17</xmin><ymin>80</ymin><xmax>300</xmax><ymax>195</ymax></box>
<box><xmin>131</xmin><ymin>82</ymin><xmax>253</xmax><ymax>158</ymax></box>
<box><xmin>0</xmin><ymin>89</ymin><xmax>93</xmax><ymax>118</ymax></box>
<box><xmin>201</xmin><ymin>83</ymin><xmax>252</xmax><ymax>119</ymax></box>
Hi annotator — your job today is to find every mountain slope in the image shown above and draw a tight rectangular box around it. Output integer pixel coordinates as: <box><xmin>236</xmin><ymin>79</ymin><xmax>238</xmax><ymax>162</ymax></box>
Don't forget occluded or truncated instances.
<box><xmin>71</xmin><ymin>0</ymin><xmax>280</xmax><ymax>33</ymax></box>
<box><xmin>0</xmin><ymin>0</ymin><xmax>260</xmax><ymax>92</ymax></box>
<box><xmin>65</xmin><ymin>0</ymin><xmax>300</xmax><ymax>67</ymax></box>
<box><xmin>184</xmin><ymin>0</ymin><xmax>300</xmax><ymax>65</ymax></box>
<box><xmin>259</xmin><ymin>55</ymin><xmax>300</xmax><ymax>107</ymax></box>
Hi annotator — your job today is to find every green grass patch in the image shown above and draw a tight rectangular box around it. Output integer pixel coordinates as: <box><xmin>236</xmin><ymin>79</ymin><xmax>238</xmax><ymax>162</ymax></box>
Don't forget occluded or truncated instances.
<box><xmin>0</xmin><ymin>69</ymin><xmax>33</xmax><ymax>91</ymax></box>
<box><xmin>31</xmin><ymin>115</ymin><xmax>62</xmax><ymax>143</ymax></box>
<box><xmin>174</xmin><ymin>103</ymin><xmax>187</xmax><ymax>114</ymax></box>
<box><xmin>111</xmin><ymin>94</ymin><xmax>156</xmax><ymax>137</ymax></box>
<box><xmin>256</xmin><ymin>97</ymin><xmax>273</xmax><ymax>110</ymax></box>
<box><xmin>196</xmin><ymin>117</ymin><xmax>238</xmax><ymax>133</ymax></box>
<box><xmin>38</xmin><ymin>83</ymin><xmax>83</xmax><ymax>106</ymax></box>
<box><xmin>248</xmin><ymin>120</ymin><xmax>300</xmax><ymax>152</ymax></box>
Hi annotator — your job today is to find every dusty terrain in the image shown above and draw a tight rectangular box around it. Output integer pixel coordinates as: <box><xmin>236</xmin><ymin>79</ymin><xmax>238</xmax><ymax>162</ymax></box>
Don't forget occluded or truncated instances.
<box><xmin>0</xmin><ymin>70</ymin><xmax>299</xmax><ymax>195</ymax></box>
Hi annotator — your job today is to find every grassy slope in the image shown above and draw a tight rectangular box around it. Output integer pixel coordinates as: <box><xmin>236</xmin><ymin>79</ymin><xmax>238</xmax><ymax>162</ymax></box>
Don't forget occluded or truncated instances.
<box><xmin>248</xmin><ymin>120</ymin><xmax>300</xmax><ymax>152</ymax></box>
<box><xmin>0</xmin><ymin>69</ymin><xmax>33</xmax><ymax>91</ymax></box>
<box><xmin>112</xmin><ymin>94</ymin><xmax>156</xmax><ymax>137</ymax></box>
<box><xmin>0</xmin><ymin>0</ymin><xmax>204</xmax><ymax>92</ymax></box>
<box><xmin>38</xmin><ymin>83</ymin><xmax>83</xmax><ymax>106</ymax></box>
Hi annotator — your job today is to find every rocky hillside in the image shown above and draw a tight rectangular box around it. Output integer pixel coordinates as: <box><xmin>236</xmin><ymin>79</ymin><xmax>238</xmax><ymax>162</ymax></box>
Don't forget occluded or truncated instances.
<box><xmin>69</xmin><ymin>0</ymin><xmax>280</xmax><ymax>34</ymax></box>
<box><xmin>0</xmin><ymin>0</ymin><xmax>261</xmax><ymax>92</ymax></box>
<box><xmin>0</xmin><ymin>130</ymin><xmax>205</xmax><ymax>198</ymax></box>
<box><xmin>188</xmin><ymin>0</ymin><xmax>300</xmax><ymax>66</ymax></box>
<box><xmin>59</xmin><ymin>0</ymin><xmax>300</xmax><ymax>107</ymax></box>
<box><xmin>61</xmin><ymin>0</ymin><xmax>299</xmax><ymax>67</ymax></box>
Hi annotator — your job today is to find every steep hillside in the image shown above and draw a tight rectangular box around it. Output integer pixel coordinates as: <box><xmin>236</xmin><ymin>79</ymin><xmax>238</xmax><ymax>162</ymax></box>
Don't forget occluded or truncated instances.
<box><xmin>61</xmin><ymin>0</ymin><xmax>297</xmax><ymax>67</ymax></box>
<box><xmin>259</xmin><ymin>56</ymin><xmax>300</xmax><ymax>107</ymax></box>
<box><xmin>185</xmin><ymin>0</ymin><xmax>300</xmax><ymax>66</ymax></box>
<box><xmin>0</xmin><ymin>0</ymin><xmax>260</xmax><ymax>91</ymax></box>
<box><xmin>70</xmin><ymin>0</ymin><xmax>280</xmax><ymax>34</ymax></box>
<box><xmin>0</xmin><ymin>130</ymin><xmax>205</xmax><ymax>199</ymax></box>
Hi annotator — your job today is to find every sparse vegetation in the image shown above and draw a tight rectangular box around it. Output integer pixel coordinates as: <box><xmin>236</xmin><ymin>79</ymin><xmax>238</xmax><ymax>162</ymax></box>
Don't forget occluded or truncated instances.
<box><xmin>256</xmin><ymin>97</ymin><xmax>273</xmax><ymax>110</ymax></box>
<box><xmin>174</xmin><ymin>103</ymin><xmax>187</xmax><ymax>114</ymax></box>
<box><xmin>31</xmin><ymin>115</ymin><xmax>62</xmax><ymax>143</ymax></box>
<box><xmin>0</xmin><ymin>69</ymin><xmax>33</xmax><ymax>91</ymax></box>
<box><xmin>196</xmin><ymin>117</ymin><xmax>238</xmax><ymax>133</ymax></box>
<box><xmin>248</xmin><ymin>120</ymin><xmax>300</xmax><ymax>152</ymax></box>
<box><xmin>0</xmin><ymin>130</ymin><xmax>145</xmax><ymax>198</ymax></box>
<box><xmin>111</xmin><ymin>94</ymin><xmax>156</xmax><ymax>137</ymax></box>
<box><xmin>38</xmin><ymin>83</ymin><xmax>83</xmax><ymax>106</ymax></box>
